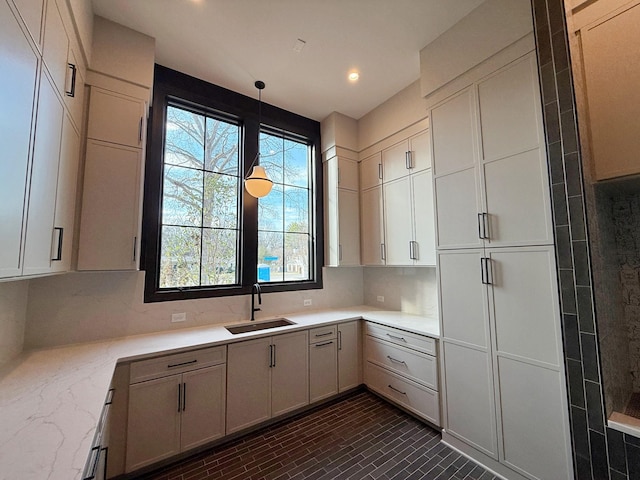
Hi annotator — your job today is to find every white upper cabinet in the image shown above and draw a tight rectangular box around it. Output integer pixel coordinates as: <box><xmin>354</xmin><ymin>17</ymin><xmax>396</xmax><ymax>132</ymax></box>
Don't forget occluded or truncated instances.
<box><xmin>411</xmin><ymin>170</ymin><xmax>436</xmax><ymax>266</ymax></box>
<box><xmin>382</xmin><ymin>130</ymin><xmax>431</xmax><ymax>183</ymax></box>
<box><xmin>42</xmin><ymin>0</ymin><xmax>68</xmax><ymax>94</ymax></box>
<box><xmin>360</xmin><ymin>186</ymin><xmax>385</xmax><ymax>266</ymax></box>
<box><xmin>88</xmin><ymin>87</ymin><xmax>146</xmax><ymax>148</ymax></box>
<box><xmin>324</xmin><ymin>156</ymin><xmax>360</xmax><ymax>266</ymax></box>
<box><xmin>12</xmin><ymin>0</ymin><xmax>45</xmax><ymax>47</ymax></box>
<box><xmin>22</xmin><ymin>73</ymin><xmax>64</xmax><ymax>276</ymax></box>
<box><xmin>360</xmin><ymin>152</ymin><xmax>382</xmax><ymax>191</ymax></box>
<box><xmin>0</xmin><ymin>1</ymin><xmax>39</xmax><ymax>278</ymax></box>
<box><xmin>432</xmin><ymin>54</ymin><xmax>553</xmax><ymax>250</ymax></box>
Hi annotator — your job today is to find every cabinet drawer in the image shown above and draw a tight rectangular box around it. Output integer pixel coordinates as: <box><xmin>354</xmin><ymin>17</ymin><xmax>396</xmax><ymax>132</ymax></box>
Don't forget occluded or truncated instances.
<box><xmin>365</xmin><ymin>336</ymin><xmax>437</xmax><ymax>390</ymax></box>
<box><xmin>309</xmin><ymin>325</ymin><xmax>337</xmax><ymax>343</ymax></box>
<box><xmin>130</xmin><ymin>346</ymin><xmax>226</xmax><ymax>384</ymax></box>
<box><xmin>365</xmin><ymin>322</ymin><xmax>436</xmax><ymax>355</ymax></box>
<box><xmin>365</xmin><ymin>362</ymin><xmax>440</xmax><ymax>426</ymax></box>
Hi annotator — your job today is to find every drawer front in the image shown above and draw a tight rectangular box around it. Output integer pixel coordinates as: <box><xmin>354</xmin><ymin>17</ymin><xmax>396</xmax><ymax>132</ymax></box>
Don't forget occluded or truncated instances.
<box><xmin>365</xmin><ymin>336</ymin><xmax>437</xmax><ymax>390</ymax></box>
<box><xmin>309</xmin><ymin>325</ymin><xmax>337</xmax><ymax>343</ymax></box>
<box><xmin>365</xmin><ymin>362</ymin><xmax>440</xmax><ymax>426</ymax></box>
<box><xmin>365</xmin><ymin>322</ymin><xmax>436</xmax><ymax>355</ymax></box>
<box><xmin>130</xmin><ymin>345</ymin><xmax>227</xmax><ymax>384</ymax></box>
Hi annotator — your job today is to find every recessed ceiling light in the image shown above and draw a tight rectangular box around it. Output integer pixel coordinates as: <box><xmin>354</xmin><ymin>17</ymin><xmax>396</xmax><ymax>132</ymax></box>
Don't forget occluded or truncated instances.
<box><xmin>348</xmin><ymin>72</ymin><xmax>360</xmax><ymax>82</ymax></box>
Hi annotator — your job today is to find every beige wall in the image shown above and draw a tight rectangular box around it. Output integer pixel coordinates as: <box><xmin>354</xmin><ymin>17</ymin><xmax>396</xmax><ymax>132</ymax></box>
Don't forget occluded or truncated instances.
<box><xmin>0</xmin><ymin>280</ymin><xmax>29</xmax><ymax>367</ymax></box>
<box><xmin>24</xmin><ymin>267</ymin><xmax>364</xmax><ymax>348</ymax></box>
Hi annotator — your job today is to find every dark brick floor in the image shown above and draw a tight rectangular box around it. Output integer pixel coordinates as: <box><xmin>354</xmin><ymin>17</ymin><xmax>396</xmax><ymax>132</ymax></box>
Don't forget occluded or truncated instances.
<box><xmin>140</xmin><ymin>391</ymin><xmax>499</xmax><ymax>480</ymax></box>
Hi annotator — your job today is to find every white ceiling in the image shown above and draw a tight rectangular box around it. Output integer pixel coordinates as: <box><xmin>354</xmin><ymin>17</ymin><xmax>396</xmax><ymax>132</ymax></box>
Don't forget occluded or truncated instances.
<box><xmin>91</xmin><ymin>0</ymin><xmax>485</xmax><ymax>121</ymax></box>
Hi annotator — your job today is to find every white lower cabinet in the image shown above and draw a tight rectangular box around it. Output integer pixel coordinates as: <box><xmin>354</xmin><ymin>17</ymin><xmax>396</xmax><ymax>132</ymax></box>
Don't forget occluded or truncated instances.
<box><xmin>309</xmin><ymin>325</ymin><xmax>338</xmax><ymax>403</ymax></box>
<box><xmin>125</xmin><ymin>347</ymin><xmax>226</xmax><ymax>473</ymax></box>
<box><xmin>338</xmin><ymin>321</ymin><xmax>362</xmax><ymax>392</ymax></box>
<box><xmin>227</xmin><ymin>331</ymin><xmax>309</xmax><ymax>434</ymax></box>
<box><xmin>364</xmin><ymin>322</ymin><xmax>440</xmax><ymax>426</ymax></box>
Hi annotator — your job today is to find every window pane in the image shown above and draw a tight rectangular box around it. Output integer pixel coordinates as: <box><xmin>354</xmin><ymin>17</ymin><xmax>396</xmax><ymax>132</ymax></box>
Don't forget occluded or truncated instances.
<box><xmin>284</xmin><ymin>139</ymin><xmax>309</xmax><ymax>188</ymax></box>
<box><xmin>284</xmin><ymin>185</ymin><xmax>309</xmax><ymax>233</ymax></box>
<box><xmin>165</xmin><ymin>106</ymin><xmax>205</xmax><ymax>168</ymax></box>
<box><xmin>159</xmin><ymin>226</ymin><xmax>201</xmax><ymax>288</ymax></box>
<box><xmin>258</xmin><ymin>184</ymin><xmax>284</xmax><ymax>232</ymax></box>
<box><xmin>258</xmin><ymin>231</ymin><xmax>284</xmax><ymax>283</ymax></box>
<box><xmin>205</xmin><ymin>117</ymin><xmax>239</xmax><ymax>176</ymax></box>
<box><xmin>202</xmin><ymin>229</ymin><xmax>238</xmax><ymax>286</ymax></box>
<box><xmin>259</xmin><ymin>132</ymin><xmax>284</xmax><ymax>184</ymax></box>
<box><xmin>162</xmin><ymin>165</ymin><xmax>203</xmax><ymax>226</ymax></box>
<box><xmin>203</xmin><ymin>172</ymin><xmax>238</xmax><ymax>229</ymax></box>
<box><xmin>284</xmin><ymin>233</ymin><xmax>310</xmax><ymax>281</ymax></box>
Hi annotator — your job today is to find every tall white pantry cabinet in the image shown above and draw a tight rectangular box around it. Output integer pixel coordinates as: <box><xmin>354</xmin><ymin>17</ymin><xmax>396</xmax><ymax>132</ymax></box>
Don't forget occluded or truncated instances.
<box><xmin>433</xmin><ymin>52</ymin><xmax>573</xmax><ymax>480</ymax></box>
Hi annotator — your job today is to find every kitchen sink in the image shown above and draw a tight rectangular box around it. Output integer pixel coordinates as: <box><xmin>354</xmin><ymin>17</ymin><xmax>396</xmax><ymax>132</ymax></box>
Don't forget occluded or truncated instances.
<box><xmin>225</xmin><ymin>318</ymin><xmax>295</xmax><ymax>334</ymax></box>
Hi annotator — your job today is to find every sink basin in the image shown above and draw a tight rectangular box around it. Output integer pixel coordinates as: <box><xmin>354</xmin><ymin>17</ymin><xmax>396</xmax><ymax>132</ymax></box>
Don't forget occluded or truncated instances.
<box><xmin>225</xmin><ymin>318</ymin><xmax>295</xmax><ymax>334</ymax></box>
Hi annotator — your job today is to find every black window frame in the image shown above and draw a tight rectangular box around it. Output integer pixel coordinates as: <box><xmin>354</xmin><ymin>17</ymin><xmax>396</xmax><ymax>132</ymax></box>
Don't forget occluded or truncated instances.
<box><xmin>141</xmin><ymin>65</ymin><xmax>323</xmax><ymax>303</ymax></box>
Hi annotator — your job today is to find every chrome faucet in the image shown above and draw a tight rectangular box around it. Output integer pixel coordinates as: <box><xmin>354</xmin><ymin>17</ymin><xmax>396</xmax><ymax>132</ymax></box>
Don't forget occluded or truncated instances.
<box><xmin>250</xmin><ymin>283</ymin><xmax>262</xmax><ymax>321</ymax></box>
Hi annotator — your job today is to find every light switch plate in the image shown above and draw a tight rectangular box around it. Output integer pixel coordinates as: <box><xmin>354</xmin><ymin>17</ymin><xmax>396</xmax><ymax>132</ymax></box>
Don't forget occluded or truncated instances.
<box><xmin>377</xmin><ymin>296</ymin><xmax>384</xmax><ymax>302</ymax></box>
<box><xmin>171</xmin><ymin>312</ymin><xmax>187</xmax><ymax>323</ymax></box>
<box><xmin>303</xmin><ymin>299</ymin><xmax>312</xmax><ymax>306</ymax></box>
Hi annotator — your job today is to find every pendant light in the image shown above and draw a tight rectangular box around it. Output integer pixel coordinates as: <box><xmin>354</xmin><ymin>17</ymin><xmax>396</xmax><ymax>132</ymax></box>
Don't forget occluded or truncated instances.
<box><xmin>244</xmin><ymin>80</ymin><xmax>273</xmax><ymax>198</ymax></box>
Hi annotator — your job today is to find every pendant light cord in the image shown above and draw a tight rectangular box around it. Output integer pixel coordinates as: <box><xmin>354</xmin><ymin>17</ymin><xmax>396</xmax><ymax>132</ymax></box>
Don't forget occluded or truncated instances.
<box><xmin>247</xmin><ymin>80</ymin><xmax>266</xmax><ymax>173</ymax></box>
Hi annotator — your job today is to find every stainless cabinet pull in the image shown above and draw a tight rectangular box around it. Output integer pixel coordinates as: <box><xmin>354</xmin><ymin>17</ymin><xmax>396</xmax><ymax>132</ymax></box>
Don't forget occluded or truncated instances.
<box><xmin>387</xmin><ymin>355</ymin><xmax>407</xmax><ymax>365</ymax></box>
<box><xmin>338</xmin><ymin>330</ymin><xmax>342</xmax><ymax>351</ymax></box>
<box><xmin>388</xmin><ymin>384</ymin><xmax>407</xmax><ymax>395</ymax></box>
<box><xmin>405</xmin><ymin>151</ymin><xmax>412</xmax><ymax>169</ymax></box>
<box><xmin>66</xmin><ymin>63</ymin><xmax>77</xmax><ymax>97</ymax></box>
<box><xmin>269</xmin><ymin>344</ymin><xmax>273</xmax><ymax>368</ymax></box>
<box><xmin>182</xmin><ymin>382</ymin><xmax>186</xmax><ymax>411</ymax></box>
<box><xmin>409</xmin><ymin>241</ymin><xmax>418</xmax><ymax>260</ymax></box>
<box><xmin>339</xmin><ymin>244</ymin><xmax>343</xmax><ymax>262</ymax></box>
<box><xmin>138</xmin><ymin>117</ymin><xmax>143</xmax><ymax>143</ymax></box>
<box><xmin>105</xmin><ymin>388</ymin><xmax>115</xmax><ymax>405</ymax></box>
<box><xmin>337</xmin><ymin>167</ymin><xmax>341</xmax><ymax>185</ymax></box>
<box><xmin>177</xmin><ymin>383</ymin><xmax>182</xmax><ymax>413</ymax></box>
<box><xmin>381</xmin><ymin>243</ymin><xmax>386</xmax><ymax>261</ymax></box>
<box><xmin>477</xmin><ymin>213</ymin><xmax>484</xmax><ymax>240</ymax></box>
<box><xmin>480</xmin><ymin>257</ymin><xmax>492</xmax><ymax>285</ymax></box>
<box><xmin>378</xmin><ymin>163</ymin><xmax>383</xmax><ymax>180</ymax></box>
<box><xmin>168</xmin><ymin>359</ymin><xmax>197</xmax><ymax>368</ymax></box>
<box><xmin>481</xmin><ymin>257</ymin><xmax>487</xmax><ymax>284</ymax></box>
<box><xmin>315</xmin><ymin>331</ymin><xmax>333</xmax><ymax>337</ymax></box>
<box><xmin>482</xmin><ymin>213</ymin><xmax>489</xmax><ymax>240</ymax></box>
<box><xmin>315</xmin><ymin>341</ymin><xmax>334</xmax><ymax>347</ymax></box>
<box><xmin>52</xmin><ymin>227</ymin><xmax>63</xmax><ymax>261</ymax></box>
<box><xmin>386</xmin><ymin>333</ymin><xmax>407</xmax><ymax>342</ymax></box>
<box><xmin>132</xmin><ymin>236</ymin><xmax>137</xmax><ymax>262</ymax></box>
<box><xmin>84</xmin><ymin>446</ymin><xmax>100</xmax><ymax>480</ymax></box>
<box><xmin>272</xmin><ymin>344</ymin><xmax>276</xmax><ymax>367</ymax></box>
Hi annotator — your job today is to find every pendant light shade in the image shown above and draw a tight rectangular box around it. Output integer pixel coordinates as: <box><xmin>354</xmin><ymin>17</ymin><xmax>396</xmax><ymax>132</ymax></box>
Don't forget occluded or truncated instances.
<box><xmin>245</xmin><ymin>164</ymin><xmax>273</xmax><ymax>198</ymax></box>
<box><xmin>244</xmin><ymin>80</ymin><xmax>273</xmax><ymax>198</ymax></box>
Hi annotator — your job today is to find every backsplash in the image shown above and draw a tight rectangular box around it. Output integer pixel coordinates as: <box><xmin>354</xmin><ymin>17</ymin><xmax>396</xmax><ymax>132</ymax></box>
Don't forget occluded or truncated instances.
<box><xmin>363</xmin><ymin>267</ymin><xmax>438</xmax><ymax>316</ymax></box>
<box><xmin>612</xmin><ymin>192</ymin><xmax>640</xmax><ymax>392</ymax></box>
<box><xmin>0</xmin><ymin>279</ymin><xmax>29</xmax><ymax>368</ymax></box>
<box><xmin>24</xmin><ymin>267</ymin><xmax>364</xmax><ymax>348</ymax></box>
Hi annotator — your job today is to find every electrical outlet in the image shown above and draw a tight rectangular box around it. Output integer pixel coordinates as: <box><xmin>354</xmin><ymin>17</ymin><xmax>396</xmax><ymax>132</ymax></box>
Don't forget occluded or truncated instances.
<box><xmin>377</xmin><ymin>296</ymin><xmax>384</xmax><ymax>303</ymax></box>
<box><xmin>303</xmin><ymin>299</ymin><xmax>312</xmax><ymax>306</ymax></box>
<box><xmin>171</xmin><ymin>312</ymin><xmax>186</xmax><ymax>323</ymax></box>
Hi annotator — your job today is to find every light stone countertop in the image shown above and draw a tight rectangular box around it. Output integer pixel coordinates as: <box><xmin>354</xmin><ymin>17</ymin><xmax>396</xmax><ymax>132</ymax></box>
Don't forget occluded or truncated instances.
<box><xmin>0</xmin><ymin>306</ymin><xmax>439</xmax><ymax>480</ymax></box>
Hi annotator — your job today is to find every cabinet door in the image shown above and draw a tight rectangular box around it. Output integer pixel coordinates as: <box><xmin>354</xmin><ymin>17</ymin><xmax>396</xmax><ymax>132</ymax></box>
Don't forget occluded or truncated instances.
<box><xmin>411</xmin><ymin>170</ymin><xmax>436</xmax><ymax>266</ymax></box>
<box><xmin>87</xmin><ymin>88</ymin><xmax>145</xmax><ymax>148</ymax></box>
<box><xmin>383</xmin><ymin>177</ymin><xmax>412</xmax><ymax>265</ymax></box>
<box><xmin>408</xmin><ymin>130</ymin><xmax>431</xmax><ymax>173</ymax></box>
<box><xmin>12</xmin><ymin>0</ymin><xmax>44</xmax><ymax>46</ymax></box>
<box><xmin>226</xmin><ymin>337</ymin><xmax>271</xmax><ymax>434</ymax></box>
<box><xmin>338</xmin><ymin>157</ymin><xmax>358</xmax><ymax>191</ymax></box>
<box><xmin>42</xmin><ymin>0</ymin><xmax>68</xmax><ymax>95</ymax></box>
<box><xmin>0</xmin><ymin>1</ymin><xmax>38</xmax><ymax>278</ymax></box>
<box><xmin>51</xmin><ymin>113</ymin><xmax>80</xmax><ymax>273</ymax></box>
<box><xmin>78</xmin><ymin>140</ymin><xmax>142</xmax><ymax>270</ymax></box>
<box><xmin>338</xmin><ymin>321</ymin><xmax>361</xmax><ymax>392</ymax></box>
<box><xmin>580</xmin><ymin>3</ymin><xmax>640</xmax><ymax>180</ymax></box>
<box><xmin>360</xmin><ymin>152</ymin><xmax>382</xmax><ymax>190</ymax></box>
<box><xmin>337</xmin><ymin>189</ymin><xmax>360</xmax><ymax>265</ymax></box>
<box><xmin>442</xmin><ymin>342</ymin><xmax>498</xmax><ymax>459</ymax></box>
<box><xmin>360</xmin><ymin>186</ymin><xmax>385</xmax><ymax>266</ymax></box>
<box><xmin>181</xmin><ymin>364</ymin><xmax>226</xmax><ymax>451</ymax></box>
<box><xmin>271</xmin><ymin>331</ymin><xmax>309</xmax><ymax>417</ymax></box>
<box><xmin>309</xmin><ymin>338</ymin><xmax>338</xmax><ymax>403</ymax></box>
<box><xmin>126</xmin><ymin>375</ymin><xmax>181</xmax><ymax>472</ymax></box>
<box><xmin>382</xmin><ymin>140</ymin><xmax>409</xmax><ymax>183</ymax></box>
<box><xmin>22</xmin><ymin>74</ymin><xmax>63</xmax><ymax>276</ymax></box>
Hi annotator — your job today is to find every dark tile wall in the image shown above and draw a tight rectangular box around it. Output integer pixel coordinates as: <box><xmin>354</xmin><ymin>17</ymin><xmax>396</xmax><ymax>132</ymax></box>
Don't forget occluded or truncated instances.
<box><xmin>531</xmin><ymin>1</ymin><xmax>636</xmax><ymax>478</ymax></box>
